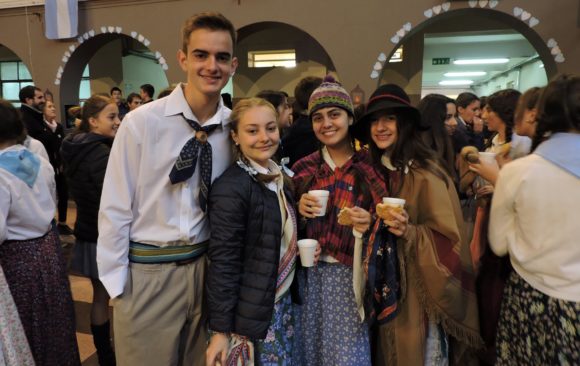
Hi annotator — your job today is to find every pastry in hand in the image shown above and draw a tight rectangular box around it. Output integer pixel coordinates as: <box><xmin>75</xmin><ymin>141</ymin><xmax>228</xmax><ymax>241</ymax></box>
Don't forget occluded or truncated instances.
<box><xmin>460</xmin><ymin>146</ymin><xmax>480</xmax><ymax>163</ymax></box>
<box><xmin>337</xmin><ymin>207</ymin><xmax>354</xmax><ymax>226</ymax></box>
<box><xmin>376</xmin><ymin>202</ymin><xmax>403</xmax><ymax>221</ymax></box>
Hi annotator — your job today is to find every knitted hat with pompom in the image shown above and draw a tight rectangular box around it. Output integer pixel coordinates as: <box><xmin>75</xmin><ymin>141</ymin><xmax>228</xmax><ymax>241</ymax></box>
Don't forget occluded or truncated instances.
<box><xmin>307</xmin><ymin>75</ymin><xmax>354</xmax><ymax>118</ymax></box>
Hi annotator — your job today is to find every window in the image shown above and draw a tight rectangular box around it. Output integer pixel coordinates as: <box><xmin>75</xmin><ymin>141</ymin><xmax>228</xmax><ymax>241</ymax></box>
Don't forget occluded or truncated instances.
<box><xmin>0</xmin><ymin>61</ymin><xmax>33</xmax><ymax>107</ymax></box>
<box><xmin>79</xmin><ymin>65</ymin><xmax>91</xmax><ymax>104</ymax></box>
<box><xmin>248</xmin><ymin>50</ymin><xmax>296</xmax><ymax>68</ymax></box>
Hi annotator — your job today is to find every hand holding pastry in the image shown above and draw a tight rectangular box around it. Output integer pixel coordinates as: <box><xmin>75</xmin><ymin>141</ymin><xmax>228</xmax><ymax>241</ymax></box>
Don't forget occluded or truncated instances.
<box><xmin>337</xmin><ymin>206</ymin><xmax>371</xmax><ymax>233</ymax></box>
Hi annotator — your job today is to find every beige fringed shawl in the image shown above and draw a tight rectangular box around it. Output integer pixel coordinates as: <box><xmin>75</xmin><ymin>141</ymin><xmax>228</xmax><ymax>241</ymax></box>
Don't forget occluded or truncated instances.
<box><xmin>375</xmin><ymin>164</ymin><xmax>483</xmax><ymax>365</ymax></box>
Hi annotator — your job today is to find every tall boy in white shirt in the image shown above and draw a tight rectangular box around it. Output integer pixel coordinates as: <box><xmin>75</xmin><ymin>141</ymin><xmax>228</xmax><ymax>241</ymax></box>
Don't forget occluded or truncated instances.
<box><xmin>97</xmin><ymin>12</ymin><xmax>238</xmax><ymax>365</ymax></box>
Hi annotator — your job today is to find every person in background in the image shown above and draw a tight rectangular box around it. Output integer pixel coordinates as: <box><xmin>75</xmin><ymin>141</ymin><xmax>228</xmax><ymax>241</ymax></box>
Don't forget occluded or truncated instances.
<box><xmin>256</xmin><ymin>90</ymin><xmax>293</xmax><ymax>131</ymax></box>
<box><xmin>256</xmin><ymin>90</ymin><xmax>293</xmax><ymax>163</ymax></box>
<box><xmin>140</xmin><ymin>83</ymin><xmax>155</xmax><ymax>104</ymax></box>
<box><xmin>126</xmin><ymin>93</ymin><xmax>142</xmax><ymax>112</ymax></box>
<box><xmin>283</xmin><ymin>76</ymin><xmax>322</xmax><ymax>167</ymax></box>
<box><xmin>352</xmin><ymin>84</ymin><xmax>482</xmax><ymax>365</ymax></box>
<box><xmin>97</xmin><ymin>12</ymin><xmax>238</xmax><ymax>365</ymax></box>
<box><xmin>417</xmin><ymin>94</ymin><xmax>458</xmax><ymax>180</ymax></box>
<box><xmin>465</xmin><ymin>89</ymin><xmax>530</xmax><ymax>365</ymax></box>
<box><xmin>110</xmin><ymin>87</ymin><xmax>129</xmax><ymax>120</ymax></box>
<box><xmin>453</xmin><ymin>92</ymin><xmax>484</xmax><ymax>152</ymax></box>
<box><xmin>61</xmin><ymin>95</ymin><xmax>121</xmax><ymax>366</ymax></box>
<box><xmin>0</xmin><ymin>99</ymin><xmax>80</xmax><ymax>365</ymax></box>
<box><xmin>43</xmin><ymin>99</ymin><xmax>72</xmax><ymax>235</ymax></box>
<box><xmin>294</xmin><ymin>76</ymin><xmax>386</xmax><ymax>366</ymax></box>
<box><xmin>206</xmin><ymin>98</ymin><xmax>301</xmax><ymax>365</ymax></box>
<box><xmin>513</xmin><ymin>87</ymin><xmax>542</xmax><ymax>139</ymax></box>
<box><xmin>489</xmin><ymin>74</ymin><xmax>580</xmax><ymax>365</ymax></box>
<box><xmin>157</xmin><ymin>85</ymin><xmax>176</xmax><ymax>99</ymax></box>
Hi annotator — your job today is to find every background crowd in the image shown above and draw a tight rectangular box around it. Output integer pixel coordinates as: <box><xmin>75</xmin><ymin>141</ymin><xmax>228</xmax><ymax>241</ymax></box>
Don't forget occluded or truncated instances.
<box><xmin>0</xmin><ymin>11</ymin><xmax>578</xmax><ymax>366</ymax></box>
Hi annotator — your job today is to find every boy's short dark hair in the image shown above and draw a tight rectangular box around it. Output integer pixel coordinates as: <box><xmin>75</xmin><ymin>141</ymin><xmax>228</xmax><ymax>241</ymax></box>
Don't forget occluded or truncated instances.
<box><xmin>127</xmin><ymin>93</ymin><xmax>141</xmax><ymax>104</ymax></box>
<box><xmin>294</xmin><ymin>77</ymin><xmax>322</xmax><ymax>112</ymax></box>
<box><xmin>181</xmin><ymin>12</ymin><xmax>237</xmax><ymax>53</ymax></box>
<box><xmin>110</xmin><ymin>86</ymin><xmax>122</xmax><ymax>95</ymax></box>
<box><xmin>18</xmin><ymin>85</ymin><xmax>41</xmax><ymax>103</ymax></box>
<box><xmin>140</xmin><ymin>84</ymin><xmax>155</xmax><ymax>99</ymax></box>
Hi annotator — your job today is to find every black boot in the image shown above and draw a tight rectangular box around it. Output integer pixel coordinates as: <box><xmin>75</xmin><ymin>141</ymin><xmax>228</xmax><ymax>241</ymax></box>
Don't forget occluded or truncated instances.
<box><xmin>91</xmin><ymin>321</ymin><xmax>116</xmax><ymax>366</ymax></box>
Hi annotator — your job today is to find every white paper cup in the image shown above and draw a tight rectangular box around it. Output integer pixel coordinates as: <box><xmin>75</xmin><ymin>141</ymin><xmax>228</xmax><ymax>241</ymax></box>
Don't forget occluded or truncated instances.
<box><xmin>308</xmin><ymin>190</ymin><xmax>330</xmax><ymax>217</ymax></box>
<box><xmin>297</xmin><ymin>239</ymin><xmax>318</xmax><ymax>267</ymax></box>
<box><xmin>478</xmin><ymin>152</ymin><xmax>498</xmax><ymax>165</ymax></box>
<box><xmin>381</xmin><ymin>197</ymin><xmax>406</xmax><ymax>220</ymax></box>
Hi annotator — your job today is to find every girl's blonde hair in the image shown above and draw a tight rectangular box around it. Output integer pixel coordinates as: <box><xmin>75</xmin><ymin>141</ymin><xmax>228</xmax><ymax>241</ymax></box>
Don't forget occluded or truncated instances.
<box><xmin>230</xmin><ymin>97</ymin><xmax>278</xmax><ymax>134</ymax></box>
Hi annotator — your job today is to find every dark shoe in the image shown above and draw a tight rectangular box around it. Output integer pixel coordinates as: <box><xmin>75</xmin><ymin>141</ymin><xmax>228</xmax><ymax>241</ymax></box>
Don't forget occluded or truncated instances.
<box><xmin>57</xmin><ymin>224</ymin><xmax>74</xmax><ymax>236</ymax></box>
<box><xmin>91</xmin><ymin>321</ymin><xmax>116</xmax><ymax>366</ymax></box>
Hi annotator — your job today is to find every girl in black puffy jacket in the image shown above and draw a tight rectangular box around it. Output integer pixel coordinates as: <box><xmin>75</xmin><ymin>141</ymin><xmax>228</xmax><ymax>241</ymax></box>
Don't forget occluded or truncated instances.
<box><xmin>60</xmin><ymin>95</ymin><xmax>120</xmax><ymax>366</ymax></box>
<box><xmin>206</xmin><ymin>98</ymin><xmax>316</xmax><ymax>365</ymax></box>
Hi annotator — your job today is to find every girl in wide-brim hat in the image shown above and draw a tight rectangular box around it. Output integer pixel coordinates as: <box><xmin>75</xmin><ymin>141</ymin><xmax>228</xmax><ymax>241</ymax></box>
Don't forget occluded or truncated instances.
<box><xmin>354</xmin><ymin>84</ymin><xmax>483</xmax><ymax>365</ymax></box>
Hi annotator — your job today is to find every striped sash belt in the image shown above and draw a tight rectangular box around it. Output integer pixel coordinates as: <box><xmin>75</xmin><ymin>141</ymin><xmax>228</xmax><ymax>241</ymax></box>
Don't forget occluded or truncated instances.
<box><xmin>128</xmin><ymin>241</ymin><xmax>208</xmax><ymax>264</ymax></box>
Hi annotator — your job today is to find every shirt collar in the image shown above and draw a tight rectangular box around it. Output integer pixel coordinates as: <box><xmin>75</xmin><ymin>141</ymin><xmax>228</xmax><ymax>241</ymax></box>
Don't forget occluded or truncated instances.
<box><xmin>163</xmin><ymin>83</ymin><xmax>230</xmax><ymax>128</ymax></box>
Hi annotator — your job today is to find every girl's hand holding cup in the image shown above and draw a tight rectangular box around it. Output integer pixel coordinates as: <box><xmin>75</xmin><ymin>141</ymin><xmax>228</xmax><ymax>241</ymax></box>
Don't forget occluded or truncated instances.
<box><xmin>299</xmin><ymin>190</ymin><xmax>329</xmax><ymax>218</ymax></box>
<box><xmin>376</xmin><ymin>198</ymin><xmax>409</xmax><ymax>237</ymax></box>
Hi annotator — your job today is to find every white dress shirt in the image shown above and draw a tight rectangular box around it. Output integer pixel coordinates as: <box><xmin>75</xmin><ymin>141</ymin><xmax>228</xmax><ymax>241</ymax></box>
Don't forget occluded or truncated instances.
<box><xmin>0</xmin><ymin>145</ymin><xmax>56</xmax><ymax>243</ymax></box>
<box><xmin>489</xmin><ymin>153</ymin><xmax>580</xmax><ymax>302</ymax></box>
<box><xmin>97</xmin><ymin>85</ymin><xmax>233</xmax><ymax>298</ymax></box>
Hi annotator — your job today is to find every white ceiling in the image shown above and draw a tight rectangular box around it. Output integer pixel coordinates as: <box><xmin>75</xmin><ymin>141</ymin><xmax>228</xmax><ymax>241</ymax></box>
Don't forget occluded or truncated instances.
<box><xmin>421</xmin><ymin>30</ymin><xmax>539</xmax><ymax>88</ymax></box>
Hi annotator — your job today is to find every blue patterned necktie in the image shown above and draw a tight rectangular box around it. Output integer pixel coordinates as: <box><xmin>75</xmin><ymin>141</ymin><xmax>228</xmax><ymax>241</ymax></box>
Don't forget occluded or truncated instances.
<box><xmin>169</xmin><ymin>114</ymin><xmax>219</xmax><ymax>212</ymax></box>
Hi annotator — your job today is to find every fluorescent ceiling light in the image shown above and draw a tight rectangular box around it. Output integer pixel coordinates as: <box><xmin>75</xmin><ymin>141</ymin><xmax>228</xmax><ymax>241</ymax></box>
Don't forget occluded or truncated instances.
<box><xmin>444</xmin><ymin>71</ymin><xmax>486</xmax><ymax>77</ymax></box>
<box><xmin>453</xmin><ymin>58</ymin><xmax>509</xmax><ymax>65</ymax></box>
<box><xmin>439</xmin><ymin>80</ymin><xmax>474</xmax><ymax>86</ymax></box>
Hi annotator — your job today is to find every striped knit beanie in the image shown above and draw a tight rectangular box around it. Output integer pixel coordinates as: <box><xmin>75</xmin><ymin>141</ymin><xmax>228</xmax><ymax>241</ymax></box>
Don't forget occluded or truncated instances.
<box><xmin>308</xmin><ymin>75</ymin><xmax>354</xmax><ymax>118</ymax></box>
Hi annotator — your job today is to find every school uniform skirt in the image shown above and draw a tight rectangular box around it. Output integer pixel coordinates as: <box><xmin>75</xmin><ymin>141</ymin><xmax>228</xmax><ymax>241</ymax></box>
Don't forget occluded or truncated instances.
<box><xmin>496</xmin><ymin>271</ymin><xmax>580</xmax><ymax>365</ymax></box>
<box><xmin>298</xmin><ymin>262</ymin><xmax>371</xmax><ymax>366</ymax></box>
<box><xmin>0</xmin><ymin>228</ymin><xmax>81</xmax><ymax>366</ymax></box>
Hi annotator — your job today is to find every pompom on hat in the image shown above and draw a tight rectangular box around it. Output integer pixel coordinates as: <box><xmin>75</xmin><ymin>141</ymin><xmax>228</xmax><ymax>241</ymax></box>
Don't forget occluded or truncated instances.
<box><xmin>352</xmin><ymin>84</ymin><xmax>424</xmax><ymax>144</ymax></box>
<box><xmin>308</xmin><ymin>75</ymin><xmax>354</xmax><ymax>118</ymax></box>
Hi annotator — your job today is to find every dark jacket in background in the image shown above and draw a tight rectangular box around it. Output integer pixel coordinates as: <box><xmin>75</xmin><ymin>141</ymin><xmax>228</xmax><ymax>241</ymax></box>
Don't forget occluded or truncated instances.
<box><xmin>207</xmin><ymin>163</ymin><xmax>296</xmax><ymax>339</ymax></box>
<box><xmin>282</xmin><ymin>113</ymin><xmax>319</xmax><ymax>169</ymax></box>
<box><xmin>21</xmin><ymin>105</ymin><xmax>62</xmax><ymax>168</ymax></box>
<box><xmin>60</xmin><ymin>132</ymin><xmax>113</xmax><ymax>242</ymax></box>
<box><xmin>452</xmin><ymin>117</ymin><xmax>485</xmax><ymax>153</ymax></box>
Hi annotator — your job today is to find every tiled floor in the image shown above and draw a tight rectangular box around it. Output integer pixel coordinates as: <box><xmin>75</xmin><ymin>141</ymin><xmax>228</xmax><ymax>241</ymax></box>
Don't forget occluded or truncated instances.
<box><xmin>61</xmin><ymin>202</ymin><xmax>111</xmax><ymax>365</ymax></box>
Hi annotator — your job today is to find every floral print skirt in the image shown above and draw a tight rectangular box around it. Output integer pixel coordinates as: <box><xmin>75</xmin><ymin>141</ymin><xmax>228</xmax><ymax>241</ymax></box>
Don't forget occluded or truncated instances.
<box><xmin>496</xmin><ymin>271</ymin><xmax>580</xmax><ymax>365</ymax></box>
<box><xmin>298</xmin><ymin>262</ymin><xmax>371</xmax><ymax>366</ymax></box>
<box><xmin>0</xmin><ymin>265</ymin><xmax>35</xmax><ymax>366</ymax></box>
<box><xmin>0</xmin><ymin>228</ymin><xmax>81</xmax><ymax>366</ymax></box>
<box><xmin>255</xmin><ymin>291</ymin><xmax>296</xmax><ymax>365</ymax></box>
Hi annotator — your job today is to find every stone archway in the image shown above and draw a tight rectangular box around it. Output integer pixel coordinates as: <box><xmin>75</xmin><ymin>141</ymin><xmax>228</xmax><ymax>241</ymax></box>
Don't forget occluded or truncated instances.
<box><xmin>371</xmin><ymin>3</ymin><xmax>560</xmax><ymax>91</ymax></box>
<box><xmin>58</xmin><ymin>28</ymin><xmax>169</xmax><ymax>116</ymax></box>
<box><xmin>234</xmin><ymin>21</ymin><xmax>337</xmax><ymax>98</ymax></box>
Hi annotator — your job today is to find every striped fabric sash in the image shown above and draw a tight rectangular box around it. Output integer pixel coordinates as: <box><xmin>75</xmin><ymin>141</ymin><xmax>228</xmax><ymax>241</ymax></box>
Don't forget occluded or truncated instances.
<box><xmin>128</xmin><ymin>241</ymin><xmax>208</xmax><ymax>264</ymax></box>
<box><xmin>275</xmin><ymin>193</ymin><xmax>298</xmax><ymax>300</ymax></box>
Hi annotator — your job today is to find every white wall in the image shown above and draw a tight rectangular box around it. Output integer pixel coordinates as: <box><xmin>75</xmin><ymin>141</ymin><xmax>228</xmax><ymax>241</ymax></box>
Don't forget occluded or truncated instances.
<box><xmin>122</xmin><ymin>54</ymin><xmax>169</xmax><ymax>98</ymax></box>
<box><xmin>474</xmin><ymin>60</ymin><xmax>547</xmax><ymax>96</ymax></box>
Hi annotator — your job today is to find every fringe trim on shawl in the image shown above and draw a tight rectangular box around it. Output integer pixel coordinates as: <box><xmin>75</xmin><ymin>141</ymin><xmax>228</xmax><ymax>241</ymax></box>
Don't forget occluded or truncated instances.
<box><xmin>406</xmin><ymin>238</ymin><xmax>485</xmax><ymax>350</ymax></box>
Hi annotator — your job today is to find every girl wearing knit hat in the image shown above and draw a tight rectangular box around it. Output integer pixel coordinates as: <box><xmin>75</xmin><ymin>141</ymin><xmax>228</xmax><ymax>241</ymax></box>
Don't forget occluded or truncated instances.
<box><xmin>292</xmin><ymin>75</ymin><xmax>387</xmax><ymax>365</ymax></box>
<box><xmin>353</xmin><ymin>84</ymin><xmax>483</xmax><ymax>365</ymax></box>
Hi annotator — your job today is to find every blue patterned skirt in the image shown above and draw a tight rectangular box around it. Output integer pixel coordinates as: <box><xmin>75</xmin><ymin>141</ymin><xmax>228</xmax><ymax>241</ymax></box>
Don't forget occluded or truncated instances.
<box><xmin>255</xmin><ymin>291</ymin><xmax>296</xmax><ymax>366</ymax></box>
<box><xmin>298</xmin><ymin>262</ymin><xmax>371</xmax><ymax>366</ymax></box>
